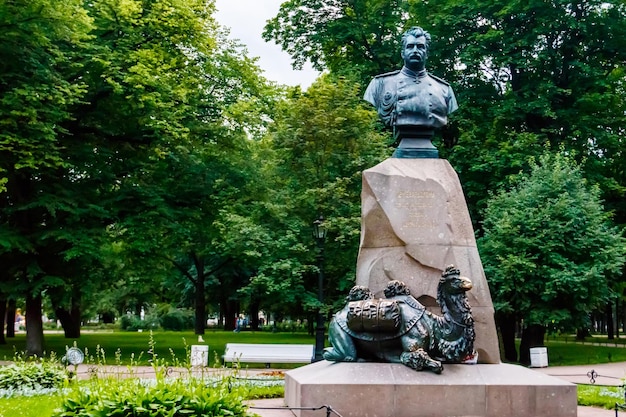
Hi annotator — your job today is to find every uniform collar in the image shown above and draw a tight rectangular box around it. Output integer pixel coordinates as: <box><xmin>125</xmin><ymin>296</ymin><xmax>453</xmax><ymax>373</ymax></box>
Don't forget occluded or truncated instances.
<box><xmin>401</xmin><ymin>66</ymin><xmax>427</xmax><ymax>79</ymax></box>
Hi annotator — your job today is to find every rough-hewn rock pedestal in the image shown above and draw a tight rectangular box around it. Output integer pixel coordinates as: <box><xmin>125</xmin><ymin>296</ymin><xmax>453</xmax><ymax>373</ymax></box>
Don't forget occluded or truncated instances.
<box><xmin>356</xmin><ymin>158</ymin><xmax>500</xmax><ymax>363</ymax></box>
<box><xmin>285</xmin><ymin>361</ymin><xmax>577</xmax><ymax>417</ymax></box>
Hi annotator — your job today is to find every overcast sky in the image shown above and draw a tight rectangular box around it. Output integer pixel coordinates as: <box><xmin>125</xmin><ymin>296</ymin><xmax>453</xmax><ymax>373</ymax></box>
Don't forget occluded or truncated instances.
<box><xmin>214</xmin><ymin>0</ymin><xmax>319</xmax><ymax>88</ymax></box>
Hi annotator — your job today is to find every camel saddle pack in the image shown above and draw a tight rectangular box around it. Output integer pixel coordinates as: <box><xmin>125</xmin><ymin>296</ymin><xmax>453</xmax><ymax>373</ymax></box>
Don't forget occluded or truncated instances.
<box><xmin>338</xmin><ymin>296</ymin><xmax>426</xmax><ymax>342</ymax></box>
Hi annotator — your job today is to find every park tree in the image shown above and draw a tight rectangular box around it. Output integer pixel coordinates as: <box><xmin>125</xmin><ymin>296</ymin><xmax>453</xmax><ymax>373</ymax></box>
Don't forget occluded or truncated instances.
<box><xmin>478</xmin><ymin>151</ymin><xmax>625</xmax><ymax>364</ymax></box>
<box><xmin>263</xmin><ymin>0</ymin><xmax>408</xmax><ymax>85</ymax></box>
<box><xmin>1</xmin><ymin>0</ymin><xmax>275</xmax><ymax>351</ymax></box>
<box><xmin>116</xmin><ymin>137</ymin><xmax>275</xmax><ymax>334</ymax></box>
<box><xmin>100</xmin><ymin>13</ymin><xmax>278</xmax><ymax>334</ymax></box>
<box><xmin>0</xmin><ymin>0</ymin><xmax>94</xmax><ymax>353</ymax></box>
<box><xmin>407</xmin><ymin>0</ymin><xmax>626</xmax><ymax>225</ymax></box>
<box><xmin>45</xmin><ymin>0</ymin><xmax>230</xmax><ymax>340</ymax></box>
<box><xmin>242</xmin><ymin>75</ymin><xmax>389</xmax><ymax>325</ymax></box>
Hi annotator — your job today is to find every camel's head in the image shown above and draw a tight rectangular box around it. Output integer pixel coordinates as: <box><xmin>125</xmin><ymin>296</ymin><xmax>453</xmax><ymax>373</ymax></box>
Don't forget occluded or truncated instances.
<box><xmin>346</xmin><ymin>285</ymin><xmax>374</xmax><ymax>302</ymax></box>
<box><xmin>439</xmin><ymin>265</ymin><xmax>472</xmax><ymax>294</ymax></box>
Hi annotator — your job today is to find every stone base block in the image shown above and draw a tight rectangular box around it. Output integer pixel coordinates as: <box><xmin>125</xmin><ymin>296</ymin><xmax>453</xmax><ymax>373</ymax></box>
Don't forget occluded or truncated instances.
<box><xmin>285</xmin><ymin>361</ymin><xmax>576</xmax><ymax>417</ymax></box>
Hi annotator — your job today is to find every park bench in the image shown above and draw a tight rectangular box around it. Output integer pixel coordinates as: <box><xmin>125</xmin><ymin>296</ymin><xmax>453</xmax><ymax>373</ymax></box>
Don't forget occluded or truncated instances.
<box><xmin>223</xmin><ymin>343</ymin><xmax>315</xmax><ymax>368</ymax></box>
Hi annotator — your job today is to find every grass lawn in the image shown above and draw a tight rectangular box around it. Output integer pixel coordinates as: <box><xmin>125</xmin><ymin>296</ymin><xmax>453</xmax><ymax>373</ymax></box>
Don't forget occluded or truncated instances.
<box><xmin>543</xmin><ymin>340</ymin><xmax>626</xmax><ymax>365</ymax></box>
<box><xmin>0</xmin><ymin>329</ymin><xmax>317</xmax><ymax>366</ymax></box>
<box><xmin>548</xmin><ymin>333</ymin><xmax>626</xmax><ymax>346</ymax></box>
<box><xmin>0</xmin><ymin>394</ymin><xmax>63</xmax><ymax>417</ymax></box>
<box><xmin>578</xmin><ymin>384</ymin><xmax>624</xmax><ymax>410</ymax></box>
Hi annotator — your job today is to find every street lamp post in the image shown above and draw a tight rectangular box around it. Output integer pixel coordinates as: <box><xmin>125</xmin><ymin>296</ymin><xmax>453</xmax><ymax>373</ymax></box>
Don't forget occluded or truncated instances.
<box><xmin>312</xmin><ymin>215</ymin><xmax>327</xmax><ymax>362</ymax></box>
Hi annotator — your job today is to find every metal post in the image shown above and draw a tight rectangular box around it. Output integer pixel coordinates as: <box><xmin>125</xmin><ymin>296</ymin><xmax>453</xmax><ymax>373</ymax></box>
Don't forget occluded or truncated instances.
<box><xmin>312</xmin><ymin>216</ymin><xmax>327</xmax><ymax>362</ymax></box>
<box><xmin>314</xmin><ymin>239</ymin><xmax>325</xmax><ymax>361</ymax></box>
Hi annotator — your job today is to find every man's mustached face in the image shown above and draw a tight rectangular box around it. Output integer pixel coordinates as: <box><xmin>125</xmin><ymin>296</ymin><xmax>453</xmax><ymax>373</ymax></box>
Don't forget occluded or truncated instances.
<box><xmin>402</xmin><ymin>35</ymin><xmax>428</xmax><ymax>69</ymax></box>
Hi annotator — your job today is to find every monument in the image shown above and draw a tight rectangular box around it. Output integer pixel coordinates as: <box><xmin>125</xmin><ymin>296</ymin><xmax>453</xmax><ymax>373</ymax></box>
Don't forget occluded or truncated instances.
<box><xmin>285</xmin><ymin>26</ymin><xmax>576</xmax><ymax>417</ymax></box>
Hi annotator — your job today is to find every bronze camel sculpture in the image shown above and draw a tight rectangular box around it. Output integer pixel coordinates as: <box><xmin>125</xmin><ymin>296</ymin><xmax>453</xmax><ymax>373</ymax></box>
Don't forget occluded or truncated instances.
<box><xmin>323</xmin><ymin>265</ymin><xmax>476</xmax><ymax>373</ymax></box>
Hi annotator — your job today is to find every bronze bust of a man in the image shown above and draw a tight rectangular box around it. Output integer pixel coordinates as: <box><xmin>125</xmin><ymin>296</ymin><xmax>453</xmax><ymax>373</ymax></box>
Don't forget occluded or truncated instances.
<box><xmin>364</xmin><ymin>26</ymin><xmax>458</xmax><ymax>158</ymax></box>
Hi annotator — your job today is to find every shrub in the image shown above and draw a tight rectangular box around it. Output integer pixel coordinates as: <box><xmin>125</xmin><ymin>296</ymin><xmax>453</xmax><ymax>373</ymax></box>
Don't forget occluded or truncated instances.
<box><xmin>55</xmin><ymin>376</ymin><xmax>249</xmax><ymax>417</ymax></box>
<box><xmin>119</xmin><ymin>314</ymin><xmax>137</xmax><ymax>330</ymax></box>
<box><xmin>119</xmin><ymin>314</ymin><xmax>160</xmax><ymax>331</ymax></box>
<box><xmin>159</xmin><ymin>309</ymin><xmax>194</xmax><ymax>331</ymax></box>
<box><xmin>0</xmin><ymin>360</ymin><xmax>67</xmax><ymax>398</ymax></box>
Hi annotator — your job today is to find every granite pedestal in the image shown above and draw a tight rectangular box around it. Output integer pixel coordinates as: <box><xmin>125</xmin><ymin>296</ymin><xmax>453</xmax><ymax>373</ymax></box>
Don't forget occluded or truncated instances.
<box><xmin>285</xmin><ymin>361</ymin><xmax>577</xmax><ymax>417</ymax></box>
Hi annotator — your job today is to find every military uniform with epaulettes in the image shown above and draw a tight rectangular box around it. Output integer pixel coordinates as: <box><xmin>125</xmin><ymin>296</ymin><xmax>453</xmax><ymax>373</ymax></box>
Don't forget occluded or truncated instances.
<box><xmin>363</xmin><ymin>66</ymin><xmax>458</xmax><ymax>131</ymax></box>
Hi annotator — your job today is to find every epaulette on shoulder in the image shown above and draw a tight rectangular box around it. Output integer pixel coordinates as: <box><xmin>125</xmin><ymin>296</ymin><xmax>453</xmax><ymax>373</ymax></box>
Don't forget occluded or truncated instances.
<box><xmin>374</xmin><ymin>69</ymin><xmax>401</xmax><ymax>79</ymax></box>
<box><xmin>428</xmin><ymin>73</ymin><xmax>451</xmax><ymax>86</ymax></box>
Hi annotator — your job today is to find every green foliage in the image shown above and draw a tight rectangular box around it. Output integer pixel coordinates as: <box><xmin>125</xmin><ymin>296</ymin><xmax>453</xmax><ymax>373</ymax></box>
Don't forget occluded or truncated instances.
<box><xmin>242</xmin><ymin>75</ymin><xmax>390</xmax><ymax>318</ymax></box>
<box><xmin>55</xmin><ymin>376</ymin><xmax>249</xmax><ymax>417</ymax></box>
<box><xmin>577</xmin><ymin>385</ymin><xmax>623</xmax><ymax>410</ymax></box>
<box><xmin>479</xmin><ymin>151</ymin><xmax>626</xmax><ymax>329</ymax></box>
<box><xmin>271</xmin><ymin>75</ymin><xmax>390</xmax><ymax>188</ymax></box>
<box><xmin>119</xmin><ymin>315</ymin><xmax>161</xmax><ymax>332</ymax></box>
<box><xmin>0</xmin><ymin>360</ymin><xmax>67</xmax><ymax>393</ymax></box>
<box><xmin>264</xmin><ymin>0</ymin><xmax>409</xmax><ymax>84</ymax></box>
<box><xmin>159</xmin><ymin>309</ymin><xmax>195</xmax><ymax>331</ymax></box>
<box><xmin>0</xmin><ymin>0</ymin><xmax>92</xmax><ymax>181</ymax></box>
<box><xmin>414</xmin><ymin>0</ymin><xmax>626</xmax><ymax>226</ymax></box>
<box><xmin>0</xmin><ymin>380</ymin><xmax>283</xmax><ymax>417</ymax></box>
<box><xmin>53</xmin><ymin>334</ymin><xmax>272</xmax><ymax>417</ymax></box>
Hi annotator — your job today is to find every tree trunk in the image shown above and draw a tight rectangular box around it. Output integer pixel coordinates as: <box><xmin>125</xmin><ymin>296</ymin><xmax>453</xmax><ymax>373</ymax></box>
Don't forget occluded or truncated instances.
<box><xmin>0</xmin><ymin>298</ymin><xmax>6</xmax><ymax>344</ymax></box>
<box><xmin>194</xmin><ymin>276</ymin><xmax>206</xmax><ymax>335</ymax></box>
<box><xmin>55</xmin><ymin>305</ymin><xmax>81</xmax><ymax>338</ymax></box>
<box><xmin>53</xmin><ymin>287</ymin><xmax>82</xmax><ymax>338</ymax></box>
<box><xmin>576</xmin><ymin>327</ymin><xmax>590</xmax><ymax>340</ymax></box>
<box><xmin>519</xmin><ymin>324</ymin><xmax>545</xmax><ymax>365</ymax></box>
<box><xmin>607</xmin><ymin>302</ymin><xmax>615</xmax><ymax>340</ymax></box>
<box><xmin>249</xmin><ymin>300</ymin><xmax>260</xmax><ymax>331</ymax></box>
<box><xmin>6</xmin><ymin>299</ymin><xmax>16</xmax><ymax>338</ymax></box>
<box><xmin>25</xmin><ymin>294</ymin><xmax>44</xmax><ymax>357</ymax></box>
<box><xmin>622</xmin><ymin>301</ymin><xmax>626</xmax><ymax>338</ymax></box>
<box><xmin>307</xmin><ymin>314</ymin><xmax>314</xmax><ymax>336</ymax></box>
<box><xmin>496</xmin><ymin>312</ymin><xmax>517</xmax><ymax>363</ymax></box>
<box><xmin>615</xmin><ymin>300</ymin><xmax>620</xmax><ymax>338</ymax></box>
<box><xmin>190</xmin><ymin>254</ymin><xmax>206</xmax><ymax>335</ymax></box>
<box><xmin>223</xmin><ymin>299</ymin><xmax>239</xmax><ymax>331</ymax></box>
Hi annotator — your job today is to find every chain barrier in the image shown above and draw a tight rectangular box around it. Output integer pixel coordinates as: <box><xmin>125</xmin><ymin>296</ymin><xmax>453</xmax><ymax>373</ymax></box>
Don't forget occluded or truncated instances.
<box><xmin>557</xmin><ymin>369</ymin><xmax>626</xmax><ymax>417</ymax></box>
<box><xmin>249</xmin><ymin>404</ymin><xmax>344</xmax><ymax>417</ymax></box>
<box><xmin>548</xmin><ymin>369</ymin><xmax>622</xmax><ymax>384</ymax></box>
